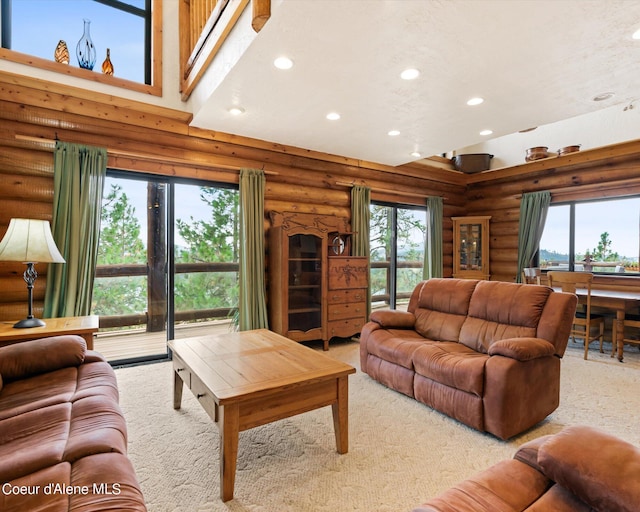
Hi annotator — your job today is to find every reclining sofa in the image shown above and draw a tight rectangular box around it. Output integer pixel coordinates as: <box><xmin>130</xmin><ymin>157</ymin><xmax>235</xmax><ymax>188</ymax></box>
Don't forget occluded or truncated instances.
<box><xmin>413</xmin><ymin>425</ymin><xmax>640</xmax><ymax>512</ymax></box>
<box><xmin>360</xmin><ymin>278</ymin><xmax>577</xmax><ymax>440</ymax></box>
<box><xmin>0</xmin><ymin>335</ymin><xmax>147</xmax><ymax>511</ymax></box>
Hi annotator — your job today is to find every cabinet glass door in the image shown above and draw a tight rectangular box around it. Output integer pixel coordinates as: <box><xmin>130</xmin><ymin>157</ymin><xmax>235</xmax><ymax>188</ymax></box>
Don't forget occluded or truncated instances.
<box><xmin>288</xmin><ymin>233</ymin><xmax>322</xmax><ymax>332</ymax></box>
<box><xmin>459</xmin><ymin>223</ymin><xmax>482</xmax><ymax>270</ymax></box>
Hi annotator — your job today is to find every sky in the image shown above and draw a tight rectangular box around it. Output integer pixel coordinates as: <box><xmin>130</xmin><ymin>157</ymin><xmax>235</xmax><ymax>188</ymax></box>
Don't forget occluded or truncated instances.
<box><xmin>9</xmin><ymin>0</ymin><xmax>144</xmax><ymax>83</ymax></box>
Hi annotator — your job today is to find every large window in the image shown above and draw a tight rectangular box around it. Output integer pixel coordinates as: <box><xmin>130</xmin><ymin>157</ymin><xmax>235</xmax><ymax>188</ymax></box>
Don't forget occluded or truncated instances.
<box><xmin>1</xmin><ymin>0</ymin><xmax>156</xmax><ymax>88</ymax></box>
<box><xmin>370</xmin><ymin>203</ymin><xmax>425</xmax><ymax>310</ymax></box>
<box><xmin>539</xmin><ymin>197</ymin><xmax>640</xmax><ymax>274</ymax></box>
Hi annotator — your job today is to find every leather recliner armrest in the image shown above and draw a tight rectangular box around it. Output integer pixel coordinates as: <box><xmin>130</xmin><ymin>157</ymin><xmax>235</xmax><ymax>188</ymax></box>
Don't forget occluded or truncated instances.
<box><xmin>538</xmin><ymin>425</ymin><xmax>640</xmax><ymax>512</ymax></box>
<box><xmin>0</xmin><ymin>335</ymin><xmax>86</xmax><ymax>382</ymax></box>
<box><xmin>487</xmin><ymin>337</ymin><xmax>556</xmax><ymax>361</ymax></box>
<box><xmin>369</xmin><ymin>309</ymin><xmax>416</xmax><ymax>329</ymax></box>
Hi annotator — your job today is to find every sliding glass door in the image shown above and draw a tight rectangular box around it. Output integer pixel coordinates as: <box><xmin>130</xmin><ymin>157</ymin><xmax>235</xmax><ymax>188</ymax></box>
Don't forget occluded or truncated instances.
<box><xmin>92</xmin><ymin>172</ymin><xmax>239</xmax><ymax>363</ymax></box>
<box><xmin>172</xmin><ymin>183</ymin><xmax>239</xmax><ymax>340</ymax></box>
<box><xmin>370</xmin><ymin>203</ymin><xmax>425</xmax><ymax>311</ymax></box>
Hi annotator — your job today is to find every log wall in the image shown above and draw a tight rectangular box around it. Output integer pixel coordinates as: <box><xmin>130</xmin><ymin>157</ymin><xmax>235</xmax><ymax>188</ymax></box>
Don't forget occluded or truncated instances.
<box><xmin>465</xmin><ymin>142</ymin><xmax>640</xmax><ymax>289</ymax></box>
<box><xmin>0</xmin><ymin>71</ymin><xmax>464</xmax><ymax>321</ymax></box>
<box><xmin>2</xmin><ymin>71</ymin><xmax>640</xmax><ymax>325</ymax></box>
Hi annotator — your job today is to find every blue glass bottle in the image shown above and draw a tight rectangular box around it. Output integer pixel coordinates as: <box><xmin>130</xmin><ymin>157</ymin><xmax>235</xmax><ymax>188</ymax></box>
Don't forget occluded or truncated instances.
<box><xmin>76</xmin><ymin>19</ymin><xmax>96</xmax><ymax>70</ymax></box>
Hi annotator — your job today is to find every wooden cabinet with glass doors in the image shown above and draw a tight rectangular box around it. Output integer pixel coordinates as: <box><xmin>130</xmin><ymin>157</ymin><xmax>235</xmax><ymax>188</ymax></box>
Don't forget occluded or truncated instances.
<box><xmin>268</xmin><ymin>211</ymin><xmax>367</xmax><ymax>350</ymax></box>
<box><xmin>268</xmin><ymin>211</ymin><xmax>340</xmax><ymax>350</ymax></box>
<box><xmin>452</xmin><ymin>216</ymin><xmax>491</xmax><ymax>280</ymax></box>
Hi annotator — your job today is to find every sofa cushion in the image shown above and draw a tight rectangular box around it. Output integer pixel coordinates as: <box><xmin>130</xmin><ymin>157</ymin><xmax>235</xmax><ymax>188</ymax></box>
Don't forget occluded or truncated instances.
<box><xmin>414</xmin><ymin>278</ymin><xmax>478</xmax><ymax>341</ymax></box>
<box><xmin>0</xmin><ymin>367</ymin><xmax>78</xmax><ymax>421</ymax></box>
<box><xmin>0</xmin><ymin>335</ymin><xmax>86</xmax><ymax>382</ymax></box>
<box><xmin>412</xmin><ymin>458</ymin><xmax>552</xmax><ymax>512</ymax></box>
<box><xmin>72</xmin><ymin>361</ymin><xmax>120</xmax><ymax>403</ymax></box>
<box><xmin>0</xmin><ymin>463</ymin><xmax>71</xmax><ymax>512</ymax></box>
<box><xmin>537</xmin><ymin>425</ymin><xmax>640</xmax><ymax>512</ymax></box>
<box><xmin>63</xmin><ymin>395</ymin><xmax>128</xmax><ymax>463</ymax></box>
<box><xmin>365</xmin><ymin>328</ymin><xmax>427</xmax><ymax>369</ymax></box>
<box><xmin>0</xmin><ymin>402</ymin><xmax>71</xmax><ymax>482</ymax></box>
<box><xmin>412</xmin><ymin>342</ymin><xmax>488</xmax><ymax>396</ymax></box>
<box><xmin>70</xmin><ymin>453</ymin><xmax>147</xmax><ymax>511</ymax></box>
<box><xmin>459</xmin><ymin>281</ymin><xmax>551</xmax><ymax>353</ymax></box>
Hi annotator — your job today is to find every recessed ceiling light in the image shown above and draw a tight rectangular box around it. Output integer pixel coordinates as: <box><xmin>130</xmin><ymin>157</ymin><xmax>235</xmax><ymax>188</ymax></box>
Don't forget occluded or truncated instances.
<box><xmin>592</xmin><ymin>92</ymin><xmax>615</xmax><ymax>102</ymax></box>
<box><xmin>479</xmin><ymin>129</ymin><xmax>493</xmax><ymax>136</ymax></box>
<box><xmin>467</xmin><ymin>97</ymin><xmax>484</xmax><ymax>106</ymax></box>
<box><xmin>633</xmin><ymin>28</ymin><xmax>640</xmax><ymax>40</ymax></box>
<box><xmin>228</xmin><ymin>106</ymin><xmax>245</xmax><ymax>116</ymax></box>
<box><xmin>326</xmin><ymin>112</ymin><xmax>341</xmax><ymax>121</ymax></box>
<box><xmin>411</xmin><ymin>151</ymin><xmax>422</xmax><ymax>158</ymax></box>
<box><xmin>388</xmin><ymin>130</ymin><xmax>400</xmax><ymax>136</ymax></box>
<box><xmin>400</xmin><ymin>68</ymin><xmax>420</xmax><ymax>80</ymax></box>
<box><xmin>273</xmin><ymin>56</ymin><xmax>293</xmax><ymax>70</ymax></box>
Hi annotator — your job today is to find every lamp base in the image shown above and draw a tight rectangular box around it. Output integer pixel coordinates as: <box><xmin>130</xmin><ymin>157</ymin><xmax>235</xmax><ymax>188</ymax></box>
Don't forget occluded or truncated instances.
<box><xmin>13</xmin><ymin>317</ymin><xmax>46</xmax><ymax>329</ymax></box>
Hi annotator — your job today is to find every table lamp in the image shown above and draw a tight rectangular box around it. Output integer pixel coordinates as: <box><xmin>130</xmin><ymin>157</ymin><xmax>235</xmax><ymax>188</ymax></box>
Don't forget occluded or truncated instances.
<box><xmin>0</xmin><ymin>218</ymin><xmax>65</xmax><ymax>328</ymax></box>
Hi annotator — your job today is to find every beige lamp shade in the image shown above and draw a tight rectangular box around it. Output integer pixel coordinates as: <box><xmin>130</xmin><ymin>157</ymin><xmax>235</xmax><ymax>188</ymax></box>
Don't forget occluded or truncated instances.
<box><xmin>0</xmin><ymin>218</ymin><xmax>65</xmax><ymax>263</ymax></box>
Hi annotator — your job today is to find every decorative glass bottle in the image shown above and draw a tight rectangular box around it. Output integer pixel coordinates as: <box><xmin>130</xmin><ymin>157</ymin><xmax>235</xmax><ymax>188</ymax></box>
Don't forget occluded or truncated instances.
<box><xmin>76</xmin><ymin>19</ymin><xmax>96</xmax><ymax>70</ymax></box>
<box><xmin>54</xmin><ymin>40</ymin><xmax>70</xmax><ymax>64</ymax></box>
<box><xmin>102</xmin><ymin>49</ymin><xmax>114</xmax><ymax>75</ymax></box>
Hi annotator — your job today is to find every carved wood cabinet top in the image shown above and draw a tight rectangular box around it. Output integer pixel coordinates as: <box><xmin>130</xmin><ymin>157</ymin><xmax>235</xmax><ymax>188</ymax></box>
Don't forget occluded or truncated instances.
<box><xmin>269</xmin><ymin>211</ymin><xmax>348</xmax><ymax>233</ymax></box>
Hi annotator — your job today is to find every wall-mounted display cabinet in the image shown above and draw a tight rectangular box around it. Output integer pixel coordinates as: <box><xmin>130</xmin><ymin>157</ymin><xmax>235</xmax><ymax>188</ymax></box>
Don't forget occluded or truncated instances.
<box><xmin>452</xmin><ymin>216</ymin><xmax>491</xmax><ymax>280</ymax></box>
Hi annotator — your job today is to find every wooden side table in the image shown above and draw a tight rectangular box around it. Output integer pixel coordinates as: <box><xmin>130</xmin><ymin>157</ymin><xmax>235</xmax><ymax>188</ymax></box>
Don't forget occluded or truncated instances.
<box><xmin>0</xmin><ymin>315</ymin><xmax>99</xmax><ymax>350</ymax></box>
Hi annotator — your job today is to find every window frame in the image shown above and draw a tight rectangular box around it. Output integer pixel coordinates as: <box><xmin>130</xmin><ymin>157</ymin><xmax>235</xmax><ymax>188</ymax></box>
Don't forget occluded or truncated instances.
<box><xmin>0</xmin><ymin>0</ymin><xmax>162</xmax><ymax>96</ymax></box>
<box><xmin>540</xmin><ymin>196</ymin><xmax>640</xmax><ymax>276</ymax></box>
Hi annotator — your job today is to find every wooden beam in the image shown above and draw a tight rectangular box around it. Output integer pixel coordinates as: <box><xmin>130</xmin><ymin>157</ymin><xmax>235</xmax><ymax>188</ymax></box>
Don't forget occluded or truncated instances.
<box><xmin>252</xmin><ymin>0</ymin><xmax>271</xmax><ymax>32</ymax></box>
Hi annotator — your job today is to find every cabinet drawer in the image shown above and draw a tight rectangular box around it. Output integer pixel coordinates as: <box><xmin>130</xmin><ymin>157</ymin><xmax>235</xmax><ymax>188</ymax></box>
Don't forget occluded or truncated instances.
<box><xmin>328</xmin><ymin>318</ymin><xmax>365</xmax><ymax>338</ymax></box>
<box><xmin>327</xmin><ymin>288</ymin><xmax>367</xmax><ymax>304</ymax></box>
<box><xmin>173</xmin><ymin>354</ymin><xmax>192</xmax><ymax>389</ymax></box>
<box><xmin>328</xmin><ymin>302</ymin><xmax>367</xmax><ymax>320</ymax></box>
<box><xmin>328</xmin><ymin>257</ymin><xmax>368</xmax><ymax>290</ymax></box>
<box><xmin>190</xmin><ymin>371</ymin><xmax>218</xmax><ymax>422</ymax></box>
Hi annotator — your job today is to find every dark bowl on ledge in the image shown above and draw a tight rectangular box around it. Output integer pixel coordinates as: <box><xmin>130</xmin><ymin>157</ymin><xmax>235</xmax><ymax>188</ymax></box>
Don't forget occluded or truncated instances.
<box><xmin>451</xmin><ymin>153</ymin><xmax>493</xmax><ymax>173</ymax></box>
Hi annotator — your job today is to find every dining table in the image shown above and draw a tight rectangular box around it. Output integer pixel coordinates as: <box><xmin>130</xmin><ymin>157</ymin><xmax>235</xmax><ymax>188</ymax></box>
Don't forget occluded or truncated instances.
<box><xmin>554</xmin><ymin>287</ymin><xmax>640</xmax><ymax>362</ymax></box>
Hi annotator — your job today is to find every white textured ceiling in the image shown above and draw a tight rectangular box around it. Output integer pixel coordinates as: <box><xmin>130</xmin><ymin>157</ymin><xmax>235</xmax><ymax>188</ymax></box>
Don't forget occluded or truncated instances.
<box><xmin>190</xmin><ymin>0</ymin><xmax>640</xmax><ymax>167</ymax></box>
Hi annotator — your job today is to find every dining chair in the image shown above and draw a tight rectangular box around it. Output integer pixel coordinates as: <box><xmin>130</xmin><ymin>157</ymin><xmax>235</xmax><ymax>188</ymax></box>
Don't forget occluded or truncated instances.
<box><xmin>547</xmin><ymin>271</ymin><xmax>605</xmax><ymax>360</ymax></box>
<box><xmin>621</xmin><ymin>313</ymin><xmax>640</xmax><ymax>359</ymax></box>
<box><xmin>521</xmin><ymin>267</ymin><xmax>541</xmax><ymax>285</ymax></box>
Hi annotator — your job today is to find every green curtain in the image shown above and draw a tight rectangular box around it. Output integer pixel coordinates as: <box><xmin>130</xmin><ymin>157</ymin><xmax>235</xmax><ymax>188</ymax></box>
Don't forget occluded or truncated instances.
<box><xmin>351</xmin><ymin>185</ymin><xmax>371</xmax><ymax>317</ymax></box>
<box><xmin>424</xmin><ymin>196</ymin><xmax>443</xmax><ymax>279</ymax></box>
<box><xmin>516</xmin><ymin>191</ymin><xmax>551</xmax><ymax>282</ymax></box>
<box><xmin>238</xmin><ymin>168</ymin><xmax>268</xmax><ymax>330</ymax></box>
<box><xmin>44</xmin><ymin>141</ymin><xmax>107</xmax><ymax>318</ymax></box>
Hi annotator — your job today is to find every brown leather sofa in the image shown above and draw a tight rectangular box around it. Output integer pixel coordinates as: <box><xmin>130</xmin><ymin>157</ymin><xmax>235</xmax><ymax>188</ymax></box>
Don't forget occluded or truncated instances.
<box><xmin>0</xmin><ymin>335</ymin><xmax>147</xmax><ymax>511</ymax></box>
<box><xmin>360</xmin><ymin>278</ymin><xmax>577</xmax><ymax>439</ymax></box>
<box><xmin>413</xmin><ymin>425</ymin><xmax>640</xmax><ymax>512</ymax></box>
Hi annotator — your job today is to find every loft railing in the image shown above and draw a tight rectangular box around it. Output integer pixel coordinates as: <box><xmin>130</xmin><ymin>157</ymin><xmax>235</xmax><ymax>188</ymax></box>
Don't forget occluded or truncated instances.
<box><xmin>370</xmin><ymin>260</ymin><xmax>424</xmax><ymax>306</ymax></box>
<box><xmin>95</xmin><ymin>262</ymin><xmax>238</xmax><ymax>330</ymax></box>
<box><xmin>180</xmin><ymin>0</ymin><xmax>271</xmax><ymax>100</ymax></box>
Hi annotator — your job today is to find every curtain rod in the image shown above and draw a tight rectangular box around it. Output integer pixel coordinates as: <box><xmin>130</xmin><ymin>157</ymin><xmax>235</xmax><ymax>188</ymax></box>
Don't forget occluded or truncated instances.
<box><xmin>336</xmin><ymin>181</ymin><xmax>445</xmax><ymax>199</ymax></box>
<box><xmin>14</xmin><ymin>134</ymin><xmax>278</xmax><ymax>174</ymax></box>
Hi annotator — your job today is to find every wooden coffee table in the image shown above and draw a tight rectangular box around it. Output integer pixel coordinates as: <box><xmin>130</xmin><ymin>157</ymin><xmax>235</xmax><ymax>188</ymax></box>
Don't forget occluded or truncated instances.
<box><xmin>168</xmin><ymin>329</ymin><xmax>356</xmax><ymax>501</ymax></box>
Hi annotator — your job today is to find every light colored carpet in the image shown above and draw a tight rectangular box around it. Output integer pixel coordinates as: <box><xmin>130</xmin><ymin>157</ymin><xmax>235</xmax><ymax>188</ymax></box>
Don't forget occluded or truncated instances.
<box><xmin>115</xmin><ymin>339</ymin><xmax>640</xmax><ymax>512</ymax></box>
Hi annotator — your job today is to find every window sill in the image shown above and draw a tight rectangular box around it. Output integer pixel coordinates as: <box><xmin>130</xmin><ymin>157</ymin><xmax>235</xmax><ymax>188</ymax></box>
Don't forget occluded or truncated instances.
<box><xmin>0</xmin><ymin>48</ymin><xmax>161</xmax><ymax>97</ymax></box>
